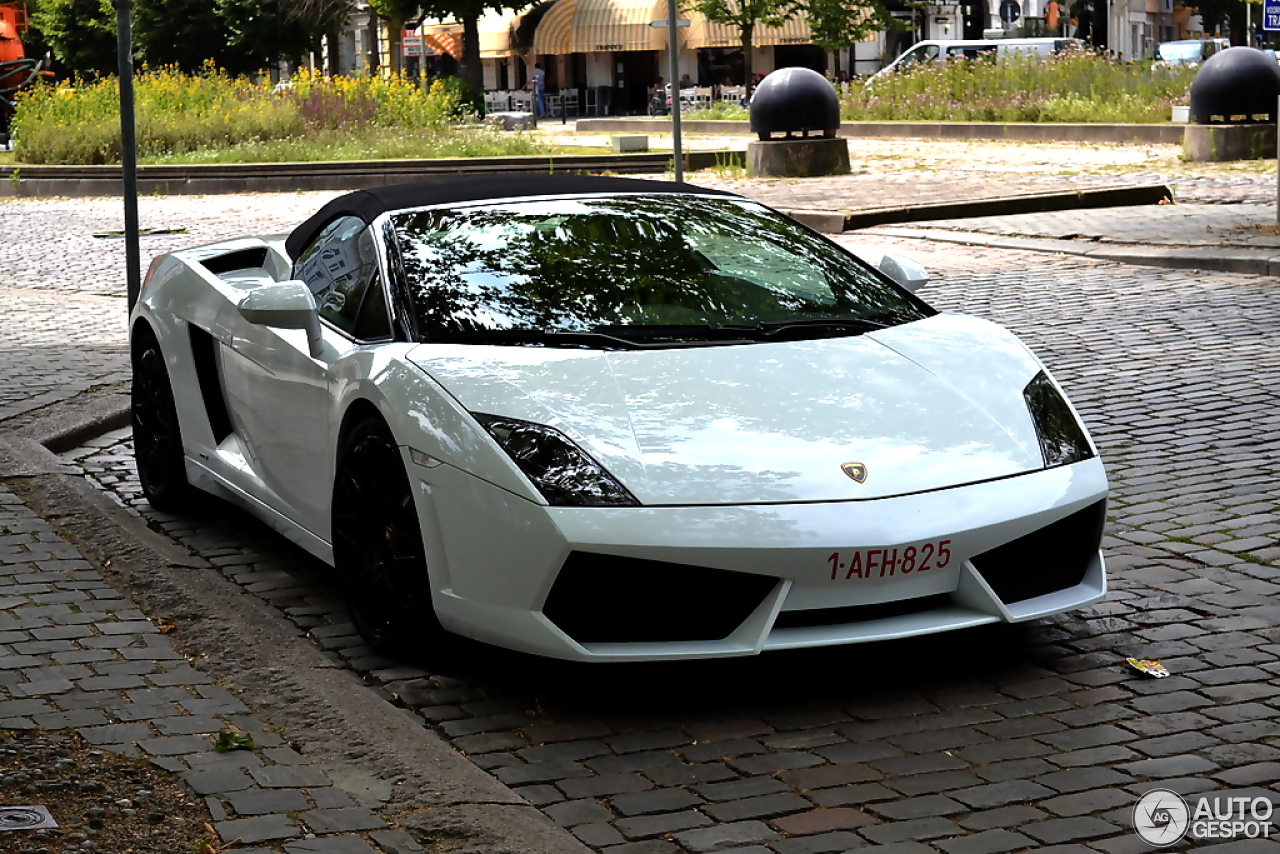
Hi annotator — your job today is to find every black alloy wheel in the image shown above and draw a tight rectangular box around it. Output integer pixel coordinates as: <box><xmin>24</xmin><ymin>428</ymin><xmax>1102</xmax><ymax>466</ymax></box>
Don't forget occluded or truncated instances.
<box><xmin>131</xmin><ymin>331</ymin><xmax>192</xmax><ymax>510</ymax></box>
<box><xmin>332</xmin><ymin>417</ymin><xmax>444</xmax><ymax>656</ymax></box>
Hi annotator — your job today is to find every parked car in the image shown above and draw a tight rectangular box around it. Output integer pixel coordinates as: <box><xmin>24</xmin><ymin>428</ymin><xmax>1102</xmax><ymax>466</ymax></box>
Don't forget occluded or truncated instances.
<box><xmin>872</xmin><ymin>37</ymin><xmax>1086</xmax><ymax>78</ymax></box>
<box><xmin>1155</xmin><ymin>38</ymin><xmax>1229</xmax><ymax>65</ymax></box>
<box><xmin>130</xmin><ymin>174</ymin><xmax>1108</xmax><ymax>662</ymax></box>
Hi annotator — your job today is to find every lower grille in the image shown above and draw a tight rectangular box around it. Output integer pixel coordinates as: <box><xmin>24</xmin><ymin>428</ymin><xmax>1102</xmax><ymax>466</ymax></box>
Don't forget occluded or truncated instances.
<box><xmin>772</xmin><ymin>594</ymin><xmax>952</xmax><ymax>630</ymax></box>
<box><xmin>543</xmin><ymin>552</ymin><xmax>777</xmax><ymax>644</ymax></box>
<box><xmin>969</xmin><ymin>500</ymin><xmax>1105</xmax><ymax>604</ymax></box>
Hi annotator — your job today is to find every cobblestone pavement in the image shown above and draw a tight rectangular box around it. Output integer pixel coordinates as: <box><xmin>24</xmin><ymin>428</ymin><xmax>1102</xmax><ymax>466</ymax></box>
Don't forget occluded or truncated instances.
<box><xmin>0</xmin><ymin>194</ymin><xmax>338</xmax><ymax>295</ymax></box>
<box><xmin>5</xmin><ymin>167</ymin><xmax>1280</xmax><ymax>853</ymax></box>
<box><xmin>0</xmin><ymin>288</ymin><xmax>128</xmax><ymax>422</ymax></box>
<box><xmin>903</xmin><ymin>204</ymin><xmax>1280</xmax><ymax>249</ymax></box>
<box><xmin>544</xmin><ymin>129</ymin><xmax>1278</xmax><ymax>206</ymax></box>
<box><xmin>0</xmin><ymin>217</ymin><xmax>426</xmax><ymax>850</ymax></box>
<box><xmin>0</xmin><ymin>475</ymin><xmax>422</xmax><ymax>853</ymax></box>
<box><xmin>0</xmin><ymin>137</ymin><xmax>1275</xmax><ymax>294</ymax></box>
<box><xmin>58</xmin><ymin>237</ymin><xmax>1280</xmax><ymax>854</ymax></box>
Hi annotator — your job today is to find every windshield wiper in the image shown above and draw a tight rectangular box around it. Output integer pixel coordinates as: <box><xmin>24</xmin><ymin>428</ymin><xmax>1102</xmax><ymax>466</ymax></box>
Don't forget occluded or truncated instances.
<box><xmin>423</xmin><ymin>329</ymin><xmax>645</xmax><ymax>349</ymax></box>
<box><xmin>424</xmin><ymin>328</ymin><xmax>750</xmax><ymax>350</ymax></box>
<box><xmin>757</xmin><ymin>317</ymin><xmax>887</xmax><ymax>335</ymax></box>
<box><xmin>711</xmin><ymin>317</ymin><xmax>888</xmax><ymax>338</ymax></box>
<box><xmin>591</xmin><ymin>324</ymin><xmax>758</xmax><ymax>344</ymax></box>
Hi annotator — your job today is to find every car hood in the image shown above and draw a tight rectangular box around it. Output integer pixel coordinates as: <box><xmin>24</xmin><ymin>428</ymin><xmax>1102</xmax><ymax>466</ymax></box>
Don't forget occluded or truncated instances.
<box><xmin>408</xmin><ymin>313</ymin><xmax>1053</xmax><ymax>506</ymax></box>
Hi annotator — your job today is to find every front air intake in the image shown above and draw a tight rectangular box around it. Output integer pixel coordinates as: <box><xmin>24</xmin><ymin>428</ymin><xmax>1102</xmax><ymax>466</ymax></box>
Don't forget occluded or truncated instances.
<box><xmin>543</xmin><ymin>552</ymin><xmax>777</xmax><ymax>644</ymax></box>
<box><xmin>969</xmin><ymin>500</ymin><xmax>1105</xmax><ymax>604</ymax></box>
<box><xmin>772</xmin><ymin>594</ymin><xmax>952</xmax><ymax>630</ymax></box>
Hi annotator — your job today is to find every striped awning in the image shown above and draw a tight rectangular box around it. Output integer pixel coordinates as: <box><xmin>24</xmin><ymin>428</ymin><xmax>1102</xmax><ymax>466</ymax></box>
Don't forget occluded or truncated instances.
<box><xmin>533</xmin><ymin>0</ymin><xmax>668</xmax><ymax>54</ymax></box>
<box><xmin>421</xmin><ymin>31</ymin><xmax>462</xmax><ymax>58</ymax></box>
<box><xmin>417</xmin><ymin>11</ymin><xmax>523</xmax><ymax>59</ymax></box>
<box><xmin>684</xmin><ymin>14</ymin><xmax>813</xmax><ymax>49</ymax></box>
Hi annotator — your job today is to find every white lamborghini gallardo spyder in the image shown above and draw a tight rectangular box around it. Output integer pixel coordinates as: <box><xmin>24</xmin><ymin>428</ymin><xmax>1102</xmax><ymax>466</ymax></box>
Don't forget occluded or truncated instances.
<box><xmin>129</xmin><ymin>174</ymin><xmax>1107</xmax><ymax>662</ymax></box>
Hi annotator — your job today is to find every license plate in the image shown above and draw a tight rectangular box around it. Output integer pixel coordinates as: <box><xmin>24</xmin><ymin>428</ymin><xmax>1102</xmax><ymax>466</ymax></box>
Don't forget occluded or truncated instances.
<box><xmin>827</xmin><ymin>540</ymin><xmax>952</xmax><ymax>581</ymax></box>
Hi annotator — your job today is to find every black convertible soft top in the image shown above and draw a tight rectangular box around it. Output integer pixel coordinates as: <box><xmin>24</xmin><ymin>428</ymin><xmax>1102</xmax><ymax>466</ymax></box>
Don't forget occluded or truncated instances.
<box><xmin>284</xmin><ymin>174</ymin><xmax>737</xmax><ymax>260</ymax></box>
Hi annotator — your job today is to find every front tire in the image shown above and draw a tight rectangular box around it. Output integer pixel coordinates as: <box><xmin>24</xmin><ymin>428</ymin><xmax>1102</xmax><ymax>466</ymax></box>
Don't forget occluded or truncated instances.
<box><xmin>131</xmin><ymin>329</ymin><xmax>192</xmax><ymax>511</ymax></box>
<box><xmin>332</xmin><ymin>417</ymin><xmax>445</xmax><ymax>657</ymax></box>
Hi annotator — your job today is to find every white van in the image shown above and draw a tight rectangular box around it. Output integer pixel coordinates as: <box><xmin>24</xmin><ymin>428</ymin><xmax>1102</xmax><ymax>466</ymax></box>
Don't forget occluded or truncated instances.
<box><xmin>1154</xmin><ymin>38</ymin><xmax>1229</xmax><ymax>66</ymax></box>
<box><xmin>872</xmin><ymin>37</ymin><xmax>1086</xmax><ymax>78</ymax></box>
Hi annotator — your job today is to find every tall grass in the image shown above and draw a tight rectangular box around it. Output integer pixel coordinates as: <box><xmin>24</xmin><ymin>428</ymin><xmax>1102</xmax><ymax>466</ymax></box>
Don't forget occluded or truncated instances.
<box><xmin>12</xmin><ymin>66</ymin><xmax>547</xmax><ymax>165</ymax></box>
<box><xmin>682</xmin><ymin>101</ymin><xmax>749</xmax><ymax>120</ymax></box>
<box><xmin>845</xmin><ymin>52</ymin><xmax>1196</xmax><ymax>123</ymax></box>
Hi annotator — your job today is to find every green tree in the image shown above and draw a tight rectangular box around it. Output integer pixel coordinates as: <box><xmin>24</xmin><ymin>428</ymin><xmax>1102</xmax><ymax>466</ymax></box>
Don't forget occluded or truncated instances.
<box><xmin>1188</xmin><ymin>0</ymin><xmax>1261</xmax><ymax>39</ymax></box>
<box><xmin>288</xmin><ymin>0</ymin><xmax>356</xmax><ymax>74</ymax></box>
<box><xmin>682</xmin><ymin>0</ymin><xmax>796</xmax><ymax>92</ymax></box>
<box><xmin>220</xmin><ymin>0</ymin><xmax>312</xmax><ymax>70</ymax></box>
<box><xmin>417</xmin><ymin>0</ymin><xmax>532</xmax><ymax>94</ymax></box>
<box><xmin>371</xmin><ymin>0</ymin><xmax>421</xmax><ymax>72</ymax></box>
<box><xmin>32</xmin><ymin>0</ymin><xmax>118</xmax><ymax>75</ymax></box>
<box><xmin>133</xmin><ymin>0</ymin><xmax>223</xmax><ymax>71</ymax></box>
<box><xmin>134</xmin><ymin>0</ymin><xmax>304</xmax><ymax>74</ymax></box>
<box><xmin>683</xmin><ymin>0</ymin><xmax>904</xmax><ymax>89</ymax></box>
<box><xmin>805</xmin><ymin>0</ymin><xmax>910</xmax><ymax>77</ymax></box>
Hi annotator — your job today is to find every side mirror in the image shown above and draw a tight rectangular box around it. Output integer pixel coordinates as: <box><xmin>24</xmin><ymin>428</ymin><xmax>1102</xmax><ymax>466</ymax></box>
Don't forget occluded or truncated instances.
<box><xmin>237</xmin><ymin>281</ymin><xmax>324</xmax><ymax>358</ymax></box>
<box><xmin>879</xmin><ymin>253</ymin><xmax>930</xmax><ymax>293</ymax></box>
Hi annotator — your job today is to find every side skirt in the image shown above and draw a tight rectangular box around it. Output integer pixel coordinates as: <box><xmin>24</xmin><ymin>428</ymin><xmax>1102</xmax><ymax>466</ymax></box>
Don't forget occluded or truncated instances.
<box><xmin>186</xmin><ymin>458</ymin><xmax>334</xmax><ymax>566</ymax></box>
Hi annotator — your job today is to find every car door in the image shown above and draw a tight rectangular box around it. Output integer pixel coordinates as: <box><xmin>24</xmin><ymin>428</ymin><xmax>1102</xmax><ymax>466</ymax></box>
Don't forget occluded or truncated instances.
<box><xmin>218</xmin><ymin>216</ymin><xmax>392</xmax><ymax>540</ymax></box>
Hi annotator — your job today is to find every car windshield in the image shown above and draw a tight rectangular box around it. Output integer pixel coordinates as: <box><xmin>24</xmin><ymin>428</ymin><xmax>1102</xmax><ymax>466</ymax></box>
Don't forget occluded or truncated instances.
<box><xmin>392</xmin><ymin>194</ymin><xmax>930</xmax><ymax>348</ymax></box>
<box><xmin>1157</xmin><ymin>43</ymin><xmax>1202</xmax><ymax>63</ymax></box>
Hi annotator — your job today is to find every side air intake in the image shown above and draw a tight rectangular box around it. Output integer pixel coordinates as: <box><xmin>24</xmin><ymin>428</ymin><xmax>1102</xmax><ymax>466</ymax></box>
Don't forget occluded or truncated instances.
<box><xmin>968</xmin><ymin>500</ymin><xmax>1105</xmax><ymax>604</ymax></box>
<box><xmin>187</xmin><ymin>325</ymin><xmax>233</xmax><ymax>443</ymax></box>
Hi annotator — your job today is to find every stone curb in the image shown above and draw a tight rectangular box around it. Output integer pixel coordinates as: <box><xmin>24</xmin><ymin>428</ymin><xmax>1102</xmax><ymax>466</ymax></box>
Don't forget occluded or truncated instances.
<box><xmin>0</xmin><ymin>151</ymin><xmax>743</xmax><ymax>199</ymax></box>
<box><xmin>577</xmin><ymin>118</ymin><xmax>1186</xmax><ymax>145</ymax></box>
<box><xmin>863</xmin><ymin>224</ymin><xmax>1280</xmax><ymax>275</ymax></box>
<box><xmin>779</xmin><ymin>184</ymin><xmax>1172</xmax><ymax>234</ymax></box>
<box><xmin>0</xmin><ymin>393</ymin><xmax>591</xmax><ymax>854</ymax></box>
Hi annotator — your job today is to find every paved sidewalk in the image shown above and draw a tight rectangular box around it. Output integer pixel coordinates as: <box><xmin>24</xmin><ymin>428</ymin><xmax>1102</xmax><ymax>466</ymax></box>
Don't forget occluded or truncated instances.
<box><xmin>42</xmin><ymin>241</ymin><xmax>1280</xmax><ymax>854</ymax></box>
<box><xmin>0</xmin><ymin>296</ymin><xmax>431</xmax><ymax>849</ymax></box>
<box><xmin>858</xmin><ymin>203</ymin><xmax>1280</xmax><ymax>276</ymax></box>
<box><xmin>912</xmin><ymin>202</ymin><xmax>1280</xmax><ymax>247</ymax></box>
<box><xmin>0</xmin><ymin>471</ymin><xmax>420</xmax><ymax>853</ymax></box>
<box><xmin>4</xmin><ymin>140</ymin><xmax>1280</xmax><ymax>854</ymax></box>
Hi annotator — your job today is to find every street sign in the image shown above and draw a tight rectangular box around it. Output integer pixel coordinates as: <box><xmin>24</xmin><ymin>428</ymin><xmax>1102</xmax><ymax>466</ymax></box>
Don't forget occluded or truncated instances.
<box><xmin>999</xmin><ymin>0</ymin><xmax>1021</xmax><ymax>25</ymax></box>
<box><xmin>402</xmin><ymin>35</ymin><xmax>423</xmax><ymax>57</ymax></box>
<box><xmin>650</xmin><ymin>18</ymin><xmax>690</xmax><ymax>26</ymax></box>
<box><xmin>1265</xmin><ymin>0</ymin><xmax>1280</xmax><ymax>31</ymax></box>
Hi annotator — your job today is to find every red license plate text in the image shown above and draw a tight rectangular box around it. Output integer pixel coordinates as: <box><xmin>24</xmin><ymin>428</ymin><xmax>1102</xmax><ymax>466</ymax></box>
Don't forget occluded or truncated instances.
<box><xmin>827</xmin><ymin>540</ymin><xmax>952</xmax><ymax>580</ymax></box>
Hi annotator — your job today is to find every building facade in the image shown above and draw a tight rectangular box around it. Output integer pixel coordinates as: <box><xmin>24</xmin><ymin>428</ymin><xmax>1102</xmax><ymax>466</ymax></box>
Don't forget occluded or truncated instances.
<box><xmin>326</xmin><ymin>0</ymin><xmax>1226</xmax><ymax>102</ymax></box>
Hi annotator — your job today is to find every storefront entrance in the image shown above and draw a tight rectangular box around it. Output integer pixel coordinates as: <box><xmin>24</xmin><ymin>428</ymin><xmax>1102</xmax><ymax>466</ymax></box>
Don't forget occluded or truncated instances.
<box><xmin>698</xmin><ymin>47</ymin><xmax>745</xmax><ymax>86</ymax></box>
<box><xmin>613</xmin><ymin>50</ymin><xmax>658</xmax><ymax>114</ymax></box>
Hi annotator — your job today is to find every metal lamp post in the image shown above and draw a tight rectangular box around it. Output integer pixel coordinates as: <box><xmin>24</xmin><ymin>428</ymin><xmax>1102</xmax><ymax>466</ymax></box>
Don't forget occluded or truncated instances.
<box><xmin>652</xmin><ymin>6</ymin><xmax>689</xmax><ymax>182</ymax></box>
<box><xmin>115</xmin><ymin>0</ymin><xmax>140</xmax><ymax>312</ymax></box>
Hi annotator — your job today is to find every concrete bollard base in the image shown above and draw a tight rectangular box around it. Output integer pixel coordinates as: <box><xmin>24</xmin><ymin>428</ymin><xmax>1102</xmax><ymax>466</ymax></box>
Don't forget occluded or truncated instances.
<box><xmin>747</xmin><ymin>138</ymin><xmax>851</xmax><ymax>178</ymax></box>
<box><xmin>487</xmin><ymin>112</ymin><xmax>537</xmax><ymax>131</ymax></box>
<box><xmin>1183</xmin><ymin>123</ymin><xmax>1277</xmax><ymax>161</ymax></box>
<box><xmin>611</xmin><ymin>134</ymin><xmax>649</xmax><ymax>152</ymax></box>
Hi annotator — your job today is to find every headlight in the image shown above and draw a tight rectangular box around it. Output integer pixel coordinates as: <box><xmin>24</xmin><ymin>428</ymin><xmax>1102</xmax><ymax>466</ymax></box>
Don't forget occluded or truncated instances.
<box><xmin>473</xmin><ymin>414</ymin><xmax>639</xmax><ymax>507</ymax></box>
<box><xmin>1023</xmin><ymin>372</ymin><xmax>1094</xmax><ymax>468</ymax></box>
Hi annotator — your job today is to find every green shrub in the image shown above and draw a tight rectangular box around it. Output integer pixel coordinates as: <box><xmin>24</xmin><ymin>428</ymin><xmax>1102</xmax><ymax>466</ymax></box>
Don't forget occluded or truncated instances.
<box><xmin>845</xmin><ymin>52</ymin><xmax>1195</xmax><ymax>123</ymax></box>
<box><xmin>432</xmin><ymin>75</ymin><xmax>484</xmax><ymax>119</ymax></box>
<box><xmin>12</xmin><ymin>67</ymin><xmax>546</xmax><ymax>165</ymax></box>
<box><xmin>681</xmin><ymin>101</ymin><xmax>749</xmax><ymax>120</ymax></box>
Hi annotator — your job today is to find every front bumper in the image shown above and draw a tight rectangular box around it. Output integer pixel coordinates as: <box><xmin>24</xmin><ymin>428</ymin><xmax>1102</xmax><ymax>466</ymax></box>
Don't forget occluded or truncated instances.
<box><xmin>417</xmin><ymin>456</ymin><xmax>1108</xmax><ymax>661</ymax></box>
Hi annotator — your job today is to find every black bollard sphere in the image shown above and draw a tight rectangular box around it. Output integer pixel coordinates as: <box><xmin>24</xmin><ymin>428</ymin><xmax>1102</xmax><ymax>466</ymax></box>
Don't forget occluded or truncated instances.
<box><xmin>749</xmin><ymin>67</ymin><xmax>841</xmax><ymax>141</ymax></box>
<box><xmin>1189</xmin><ymin>47</ymin><xmax>1280</xmax><ymax>124</ymax></box>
